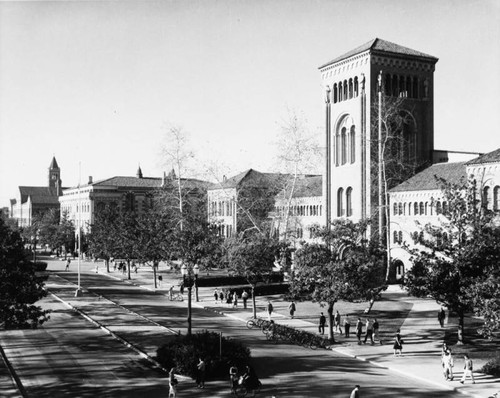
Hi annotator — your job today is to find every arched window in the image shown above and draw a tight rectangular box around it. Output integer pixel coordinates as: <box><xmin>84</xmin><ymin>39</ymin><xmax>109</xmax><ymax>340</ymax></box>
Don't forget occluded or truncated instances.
<box><xmin>398</xmin><ymin>203</ymin><xmax>403</xmax><ymax>215</ymax></box>
<box><xmin>398</xmin><ymin>231</ymin><xmax>403</xmax><ymax>244</ymax></box>
<box><xmin>494</xmin><ymin>186</ymin><xmax>500</xmax><ymax>211</ymax></box>
<box><xmin>339</xmin><ymin>81</ymin><xmax>343</xmax><ymax>101</ymax></box>
<box><xmin>348</xmin><ymin>78</ymin><xmax>353</xmax><ymax>99</ymax></box>
<box><xmin>385</xmin><ymin>73</ymin><xmax>391</xmax><ymax>94</ymax></box>
<box><xmin>350</xmin><ymin>126</ymin><xmax>355</xmax><ymax>163</ymax></box>
<box><xmin>346</xmin><ymin>187</ymin><xmax>353</xmax><ymax>217</ymax></box>
<box><xmin>419</xmin><ymin>202</ymin><xmax>424</xmax><ymax>215</ymax></box>
<box><xmin>393</xmin><ymin>230</ymin><xmax>398</xmax><ymax>244</ymax></box>
<box><xmin>414</xmin><ymin>202</ymin><xmax>419</xmax><ymax>215</ymax></box>
<box><xmin>412</xmin><ymin>76</ymin><xmax>419</xmax><ymax>98</ymax></box>
<box><xmin>408</xmin><ymin>202</ymin><xmax>412</xmax><ymax>215</ymax></box>
<box><xmin>393</xmin><ymin>203</ymin><xmax>398</xmax><ymax>216</ymax></box>
<box><xmin>354</xmin><ymin>76</ymin><xmax>359</xmax><ymax>97</ymax></box>
<box><xmin>333</xmin><ymin>83</ymin><xmax>338</xmax><ymax>103</ymax></box>
<box><xmin>483</xmin><ymin>186</ymin><xmax>491</xmax><ymax>210</ymax></box>
<box><xmin>425</xmin><ymin>202</ymin><xmax>428</xmax><ymax>215</ymax></box>
<box><xmin>442</xmin><ymin>201</ymin><xmax>448</xmax><ymax>215</ymax></box>
<box><xmin>337</xmin><ymin>188</ymin><xmax>344</xmax><ymax>217</ymax></box>
<box><xmin>343</xmin><ymin>80</ymin><xmax>348</xmax><ymax>99</ymax></box>
<box><xmin>403</xmin><ymin>203</ymin><xmax>407</xmax><ymax>215</ymax></box>
<box><xmin>436</xmin><ymin>201</ymin><xmax>442</xmax><ymax>214</ymax></box>
<box><xmin>392</xmin><ymin>74</ymin><xmax>398</xmax><ymax>96</ymax></box>
<box><xmin>341</xmin><ymin>127</ymin><xmax>347</xmax><ymax>165</ymax></box>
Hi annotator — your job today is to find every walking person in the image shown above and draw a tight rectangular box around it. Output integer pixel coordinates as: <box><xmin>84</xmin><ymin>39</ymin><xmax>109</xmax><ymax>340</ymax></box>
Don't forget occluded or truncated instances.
<box><xmin>355</xmin><ymin>318</ymin><xmax>363</xmax><ymax>345</ymax></box>
<box><xmin>288</xmin><ymin>301</ymin><xmax>296</xmax><ymax>319</ymax></box>
<box><xmin>233</xmin><ymin>292</ymin><xmax>238</xmax><ymax>308</ymax></box>
<box><xmin>442</xmin><ymin>349</ymin><xmax>454</xmax><ymax>380</ymax></box>
<box><xmin>267</xmin><ymin>300</ymin><xmax>274</xmax><ymax>320</ymax></box>
<box><xmin>438</xmin><ymin>307</ymin><xmax>446</xmax><ymax>328</ymax></box>
<box><xmin>158</xmin><ymin>274</ymin><xmax>163</xmax><ymax>288</ymax></box>
<box><xmin>344</xmin><ymin>315</ymin><xmax>351</xmax><ymax>338</ymax></box>
<box><xmin>373</xmin><ymin>318</ymin><xmax>382</xmax><ymax>344</ymax></box>
<box><xmin>334</xmin><ymin>311</ymin><xmax>342</xmax><ymax>334</ymax></box>
<box><xmin>318</xmin><ymin>312</ymin><xmax>326</xmax><ymax>335</ymax></box>
<box><xmin>169</xmin><ymin>285</ymin><xmax>174</xmax><ymax>300</ymax></box>
<box><xmin>219</xmin><ymin>289</ymin><xmax>224</xmax><ymax>304</ymax></box>
<box><xmin>180</xmin><ymin>282</ymin><xmax>184</xmax><ymax>295</ymax></box>
<box><xmin>460</xmin><ymin>354</ymin><xmax>475</xmax><ymax>384</ymax></box>
<box><xmin>229</xmin><ymin>363</ymin><xmax>238</xmax><ymax>395</ymax></box>
<box><xmin>168</xmin><ymin>367</ymin><xmax>178</xmax><ymax>398</ymax></box>
<box><xmin>65</xmin><ymin>258</ymin><xmax>71</xmax><ymax>271</ymax></box>
<box><xmin>214</xmin><ymin>288</ymin><xmax>219</xmax><ymax>303</ymax></box>
<box><xmin>393</xmin><ymin>329</ymin><xmax>403</xmax><ymax>356</ymax></box>
<box><xmin>242</xmin><ymin>289</ymin><xmax>249</xmax><ymax>309</ymax></box>
<box><xmin>350</xmin><ymin>385</ymin><xmax>361</xmax><ymax>398</ymax></box>
<box><xmin>196</xmin><ymin>357</ymin><xmax>206</xmax><ymax>388</ymax></box>
<box><xmin>364</xmin><ymin>318</ymin><xmax>375</xmax><ymax>345</ymax></box>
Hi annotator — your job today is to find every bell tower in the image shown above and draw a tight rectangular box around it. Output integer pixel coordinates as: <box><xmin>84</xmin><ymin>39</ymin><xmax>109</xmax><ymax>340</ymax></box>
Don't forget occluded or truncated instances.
<box><xmin>48</xmin><ymin>156</ymin><xmax>62</xmax><ymax>192</ymax></box>
<box><xmin>319</xmin><ymin>38</ymin><xmax>438</xmax><ymax>235</ymax></box>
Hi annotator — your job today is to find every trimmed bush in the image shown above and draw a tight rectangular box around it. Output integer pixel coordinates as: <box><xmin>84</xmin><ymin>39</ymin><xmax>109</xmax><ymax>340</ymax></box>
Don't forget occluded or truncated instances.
<box><xmin>156</xmin><ymin>330</ymin><xmax>251</xmax><ymax>379</ymax></box>
<box><xmin>31</xmin><ymin>261</ymin><xmax>48</xmax><ymax>272</ymax></box>
<box><xmin>196</xmin><ymin>273</ymin><xmax>284</xmax><ymax>287</ymax></box>
<box><xmin>481</xmin><ymin>354</ymin><xmax>500</xmax><ymax>377</ymax></box>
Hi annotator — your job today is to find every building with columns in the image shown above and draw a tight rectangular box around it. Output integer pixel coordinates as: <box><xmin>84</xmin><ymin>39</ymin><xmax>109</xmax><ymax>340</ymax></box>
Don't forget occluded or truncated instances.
<box><xmin>319</xmin><ymin>38</ymin><xmax>438</xmax><ymax>236</ymax></box>
<box><xmin>9</xmin><ymin>156</ymin><xmax>63</xmax><ymax>227</ymax></box>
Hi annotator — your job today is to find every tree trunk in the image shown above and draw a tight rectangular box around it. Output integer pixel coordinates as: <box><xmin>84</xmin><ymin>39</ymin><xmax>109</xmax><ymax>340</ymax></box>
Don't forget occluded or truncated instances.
<box><xmin>127</xmin><ymin>259</ymin><xmax>131</xmax><ymax>280</ymax></box>
<box><xmin>251</xmin><ymin>285</ymin><xmax>257</xmax><ymax>319</ymax></box>
<box><xmin>327</xmin><ymin>302</ymin><xmax>335</xmax><ymax>343</ymax></box>
<box><xmin>105</xmin><ymin>258</ymin><xmax>110</xmax><ymax>273</ymax></box>
<box><xmin>457</xmin><ymin>313</ymin><xmax>464</xmax><ymax>345</ymax></box>
<box><xmin>153</xmin><ymin>261</ymin><xmax>158</xmax><ymax>289</ymax></box>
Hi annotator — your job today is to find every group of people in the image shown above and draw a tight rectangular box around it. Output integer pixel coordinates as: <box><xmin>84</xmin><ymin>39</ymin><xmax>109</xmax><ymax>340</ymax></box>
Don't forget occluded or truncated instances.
<box><xmin>441</xmin><ymin>343</ymin><xmax>475</xmax><ymax>384</ymax></box>
<box><xmin>213</xmin><ymin>288</ymin><xmax>250</xmax><ymax>309</ymax></box>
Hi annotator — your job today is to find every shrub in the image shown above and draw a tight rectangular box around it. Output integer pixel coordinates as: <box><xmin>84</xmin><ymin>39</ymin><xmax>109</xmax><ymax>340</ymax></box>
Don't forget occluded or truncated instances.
<box><xmin>32</xmin><ymin>261</ymin><xmax>48</xmax><ymax>272</ymax></box>
<box><xmin>196</xmin><ymin>273</ymin><xmax>284</xmax><ymax>287</ymax></box>
<box><xmin>481</xmin><ymin>354</ymin><xmax>500</xmax><ymax>377</ymax></box>
<box><xmin>156</xmin><ymin>330</ymin><xmax>251</xmax><ymax>379</ymax></box>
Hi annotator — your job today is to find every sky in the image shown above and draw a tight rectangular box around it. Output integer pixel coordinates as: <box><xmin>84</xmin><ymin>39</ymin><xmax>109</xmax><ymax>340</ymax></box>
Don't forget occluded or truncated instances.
<box><xmin>1</xmin><ymin>0</ymin><xmax>499</xmax><ymax>207</ymax></box>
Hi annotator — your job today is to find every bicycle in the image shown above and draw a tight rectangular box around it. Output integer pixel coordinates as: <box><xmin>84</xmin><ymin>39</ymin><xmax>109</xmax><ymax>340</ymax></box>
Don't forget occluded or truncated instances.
<box><xmin>168</xmin><ymin>293</ymin><xmax>183</xmax><ymax>301</ymax></box>
<box><xmin>233</xmin><ymin>377</ymin><xmax>262</xmax><ymax>397</ymax></box>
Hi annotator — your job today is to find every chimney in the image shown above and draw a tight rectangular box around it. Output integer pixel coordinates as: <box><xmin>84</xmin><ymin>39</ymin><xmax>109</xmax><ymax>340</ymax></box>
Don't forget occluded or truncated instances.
<box><xmin>88</xmin><ymin>176</ymin><xmax>93</xmax><ymax>184</ymax></box>
<box><xmin>161</xmin><ymin>171</ymin><xmax>167</xmax><ymax>187</ymax></box>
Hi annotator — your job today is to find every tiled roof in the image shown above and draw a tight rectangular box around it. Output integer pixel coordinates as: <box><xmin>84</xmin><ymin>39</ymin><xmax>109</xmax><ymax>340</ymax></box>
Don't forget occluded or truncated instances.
<box><xmin>211</xmin><ymin>169</ymin><xmax>288</xmax><ymax>190</ymax></box>
<box><xmin>18</xmin><ymin>186</ymin><xmax>59</xmax><ymax>204</ymax></box>
<box><xmin>319</xmin><ymin>38</ymin><xmax>438</xmax><ymax>69</ymax></box>
<box><xmin>277</xmin><ymin>175</ymin><xmax>323</xmax><ymax>198</ymax></box>
<box><xmin>390</xmin><ymin>162</ymin><xmax>467</xmax><ymax>193</ymax></box>
<box><xmin>78</xmin><ymin>176</ymin><xmax>211</xmax><ymax>191</ymax></box>
<box><xmin>465</xmin><ymin>148</ymin><xmax>500</xmax><ymax>166</ymax></box>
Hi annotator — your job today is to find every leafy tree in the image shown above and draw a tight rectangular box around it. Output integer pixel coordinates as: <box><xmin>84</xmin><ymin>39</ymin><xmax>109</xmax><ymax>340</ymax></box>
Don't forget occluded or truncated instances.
<box><xmin>290</xmin><ymin>220</ymin><xmax>386</xmax><ymax>342</ymax></box>
<box><xmin>226</xmin><ymin>234</ymin><xmax>280</xmax><ymax>319</ymax></box>
<box><xmin>0</xmin><ymin>217</ymin><xmax>50</xmax><ymax>329</ymax></box>
<box><xmin>87</xmin><ymin>205</ymin><xmax>121</xmax><ymax>272</ymax></box>
<box><xmin>405</xmin><ymin>177</ymin><xmax>499</xmax><ymax>342</ymax></box>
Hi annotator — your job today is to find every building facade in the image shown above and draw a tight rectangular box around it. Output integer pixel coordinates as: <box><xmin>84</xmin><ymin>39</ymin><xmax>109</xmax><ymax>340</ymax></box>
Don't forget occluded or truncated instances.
<box><xmin>319</xmin><ymin>38</ymin><xmax>438</xmax><ymax>235</ymax></box>
<box><xmin>9</xmin><ymin>157</ymin><xmax>63</xmax><ymax>227</ymax></box>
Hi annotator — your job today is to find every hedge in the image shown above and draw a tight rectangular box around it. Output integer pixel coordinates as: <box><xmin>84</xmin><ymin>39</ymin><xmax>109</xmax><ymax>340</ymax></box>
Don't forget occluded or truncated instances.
<box><xmin>156</xmin><ymin>330</ymin><xmax>251</xmax><ymax>379</ymax></box>
<box><xmin>196</xmin><ymin>273</ymin><xmax>284</xmax><ymax>288</ymax></box>
<box><xmin>481</xmin><ymin>354</ymin><xmax>500</xmax><ymax>377</ymax></box>
<box><xmin>30</xmin><ymin>261</ymin><xmax>48</xmax><ymax>272</ymax></box>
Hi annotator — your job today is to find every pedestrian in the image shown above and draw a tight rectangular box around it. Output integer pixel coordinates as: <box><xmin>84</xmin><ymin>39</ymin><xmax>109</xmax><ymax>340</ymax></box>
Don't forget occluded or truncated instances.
<box><xmin>350</xmin><ymin>385</ymin><xmax>361</xmax><ymax>398</ymax></box>
<box><xmin>460</xmin><ymin>354</ymin><xmax>475</xmax><ymax>384</ymax></box>
<box><xmin>334</xmin><ymin>310</ymin><xmax>342</xmax><ymax>334</ymax></box>
<box><xmin>168</xmin><ymin>367</ymin><xmax>178</xmax><ymax>398</ymax></box>
<box><xmin>267</xmin><ymin>300</ymin><xmax>273</xmax><ymax>320</ymax></box>
<box><xmin>226</xmin><ymin>291</ymin><xmax>232</xmax><ymax>306</ymax></box>
<box><xmin>241</xmin><ymin>365</ymin><xmax>261</xmax><ymax>398</ymax></box>
<box><xmin>180</xmin><ymin>282</ymin><xmax>184</xmax><ymax>295</ymax></box>
<box><xmin>196</xmin><ymin>357</ymin><xmax>206</xmax><ymax>388</ymax></box>
<box><xmin>344</xmin><ymin>315</ymin><xmax>351</xmax><ymax>338</ymax></box>
<box><xmin>364</xmin><ymin>318</ymin><xmax>375</xmax><ymax>345</ymax></box>
<box><xmin>441</xmin><ymin>342</ymin><xmax>449</xmax><ymax>357</ymax></box>
<box><xmin>233</xmin><ymin>292</ymin><xmax>238</xmax><ymax>308</ymax></box>
<box><xmin>442</xmin><ymin>349</ymin><xmax>454</xmax><ymax>380</ymax></box>
<box><xmin>438</xmin><ymin>307</ymin><xmax>446</xmax><ymax>327</ymax></box>
<box><xmin>319</xmin><ymin>312</ymin><xmax>326</xmax><ymax>335</ymax></box>
<box><xmin>242</xmin><ymin>289</ymin><xmax>249</xmax><ymax>309</ymax></box>
<box><xmin>158</xmin><ymin>275</ymin><xmax>163</xmax><ymax>288</ymax></box>
<box><xmin>288</xmin><ymin>301</ymin><xmax>296</xmax><ymax>319</ymax></box>
<box><xmin>219</xmin><ymin>289</ymin><xmax>224</xmax><ymax>304</ymax></box>
<box><xmin>393</xmin><ymin>329</ymin><xmax>403</xmax><ymax>356</ymax></box>
<box><xmin>373</xmin><ymin>318</ymin><xmax>381</xmax><ymax>344</ymax></box>
<box><xmin>355</xmin><ymin>318</ymin><xmax>363</xmax><ymax>345</ymax></box>
<box><xmin>65</xmin><ymin>258</ymin><xmax>71</xmax><ymax>271</ymax></box>
<box><xmin>229</xmin><ymin>363</ymin><xmax>238</xmax><ymax>394</ymax></box>
<box><xmin>169</xmin><ymin>285</ymin><xmax>174</xmax><ymax>300</ymax></box>
<box><xmin>214</xmin><ymin>288</ymin><xmax>219</xmax><ymax>303</ymax></box>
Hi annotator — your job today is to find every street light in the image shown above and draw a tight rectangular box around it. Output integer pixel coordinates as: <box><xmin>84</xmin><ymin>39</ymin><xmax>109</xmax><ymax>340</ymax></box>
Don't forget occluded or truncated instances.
<box><xmin>180</xmin><ymin>263</ymin><xmax>199</xmax><ymax>336</ymax></box>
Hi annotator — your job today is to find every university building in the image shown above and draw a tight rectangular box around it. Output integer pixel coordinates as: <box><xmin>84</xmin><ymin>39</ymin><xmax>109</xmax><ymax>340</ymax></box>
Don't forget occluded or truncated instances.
<box><xmin>9</xmin><ymin>157</ymin><xmax>63</xmax><ymax>227</ymax></box>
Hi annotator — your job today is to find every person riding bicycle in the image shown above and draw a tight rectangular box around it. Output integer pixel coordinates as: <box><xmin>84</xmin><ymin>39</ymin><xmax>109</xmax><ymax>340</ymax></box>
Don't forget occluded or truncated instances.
<box><xmin>241</xmin><ymin>365</ymin><xmax>261</xmax><ymax>397</ymax></box>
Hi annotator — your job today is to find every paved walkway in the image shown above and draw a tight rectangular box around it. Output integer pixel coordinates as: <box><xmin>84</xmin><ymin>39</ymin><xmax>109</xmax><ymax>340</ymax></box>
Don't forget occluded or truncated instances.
<box><xmin>110</xmin><ymin>261</ymin><xmax>500</xmax><ymax>398</ymax></box>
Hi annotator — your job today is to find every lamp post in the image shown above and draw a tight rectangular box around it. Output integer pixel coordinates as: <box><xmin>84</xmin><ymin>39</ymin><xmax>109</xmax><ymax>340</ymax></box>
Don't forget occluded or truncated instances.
<box><xmin>180</xmin><ymin>263</ymin><xmax>199</xmax><ymax>335</ymax></box>
<box><xmin>193</xmin><ymin>264</ymin><xmax>199</xmax><ymax>302</ymax></box>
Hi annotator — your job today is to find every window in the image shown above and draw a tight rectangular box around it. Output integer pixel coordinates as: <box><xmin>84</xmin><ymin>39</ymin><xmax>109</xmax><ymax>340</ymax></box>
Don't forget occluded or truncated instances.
<box><xmin>398</xmin><ymin>203</ymin><xmax>403</xmax><ymax>215</ymax></box>
<box><xmin>346</xmin><ymin>187</ymin><xmax>353</xmax><ymax>217</ymax></box>
<box><xmin>414</xmin><ymin>202</ymin><xmax>418</xmax><ymax>215</ymax></box>
<box><xmin>341</xmin><ymin>128</ymin><xmax>347</xmax><ymax>165</ymax></box>
<box><xmin>393</xmin><ymin>231</ymin><xmax>398</xmax><ymax>244</ymax></box>
<box><xmin>393</xmin><ymin>203</ymin><xmax>398</xmax><ymax>216</ymax></box>
<box><xmin>350</xmin><ymin>126</ymin><xmax>355</xmax><ymax>163</ymax></box>
<box><xmin>419</xmin><ymin>202</ymin><xmax>424</xmax><ymax>215</ymax></box>
<box><xmin>398</xmin><ymin>231</ymin><xmax>403</xmax><ymax>244</ymax></box>
<box><xmin>483</xmin><ymin>186</ymin><xmax>491</xmax><ymax>210</ymax></box>
<box><xmin>333</xmin><ymin>83</ymin><xmax>338</xmax><ymax>103</ymax></box>
<box><xmin>337</xmin><ymin>188</ymin><xmax>344</xmax><ymax>217</ymax></box>
<box><xmin>436</xmin><ymin>201</ymin><xmax>442</xmax><ymax>215</ymax></box>
<box><xmin>494</xmin><ymin>186</ymin><xmax>500</xmax><ymax>211</ymax></box>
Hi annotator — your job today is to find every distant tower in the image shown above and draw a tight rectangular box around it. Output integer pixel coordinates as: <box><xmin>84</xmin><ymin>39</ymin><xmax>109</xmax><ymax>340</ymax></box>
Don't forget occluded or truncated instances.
<box><xmin>48</xmin><ymin>156</ymin><xmax>62</xmax><ymax>192</ymax></box>
<box><xmin>319</xmin><ymin>38</ymin><xmax>438</xmax><ymax>234</ymax></box>
<box><xmin>136</xmin><ymin>165</ymin><xmax>143</xmax><ymax>179</ymax></box>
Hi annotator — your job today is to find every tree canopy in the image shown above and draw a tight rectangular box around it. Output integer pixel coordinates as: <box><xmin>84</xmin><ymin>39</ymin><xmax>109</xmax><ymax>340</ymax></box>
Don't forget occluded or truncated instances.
<box><xmin>0</xmin><ymin>218</ymin><xmax>50</xmax><ymax>329</ymax></box>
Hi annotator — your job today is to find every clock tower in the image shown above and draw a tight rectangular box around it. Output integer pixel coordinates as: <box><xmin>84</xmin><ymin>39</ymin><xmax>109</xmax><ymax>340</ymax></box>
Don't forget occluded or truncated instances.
<box><xmin>48</xmin><ymin>156</ymin><xmax>62</xmax><ymax>193</ymax></box>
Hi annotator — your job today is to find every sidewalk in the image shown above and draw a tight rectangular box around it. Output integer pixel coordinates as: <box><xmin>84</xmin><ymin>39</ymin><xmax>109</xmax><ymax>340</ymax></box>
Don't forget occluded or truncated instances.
<box><xmin>111</xmin><ymin>264</ymin><xmax>500</xmax><ymax>398</ymax></box>
<box><xmin>48</xmin><ymin>258</ymin><xmax>500</xmax><ymax>398</ymax></box>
